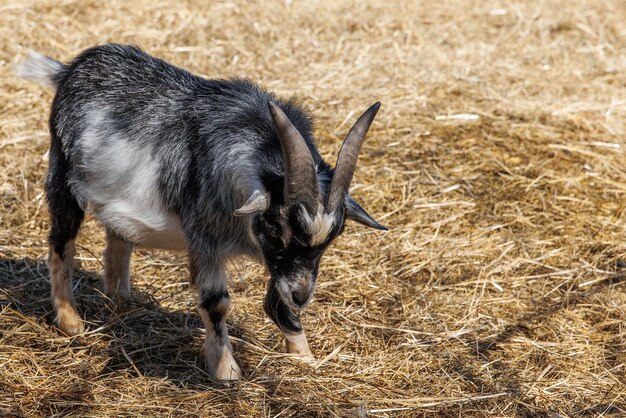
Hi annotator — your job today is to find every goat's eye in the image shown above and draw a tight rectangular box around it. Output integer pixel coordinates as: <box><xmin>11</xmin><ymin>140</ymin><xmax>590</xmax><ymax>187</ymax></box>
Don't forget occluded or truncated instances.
<box><xmin>263</xmin><ymin>222</ymin><xmax>281</xmax><ymax>237</ymax></box>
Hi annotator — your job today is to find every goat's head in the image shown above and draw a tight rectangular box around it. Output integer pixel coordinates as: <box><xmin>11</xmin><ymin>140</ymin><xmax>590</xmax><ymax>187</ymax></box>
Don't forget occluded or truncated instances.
<box><xmin>234</xmin><ymin>101</ymin><xmax>386</xmax><ymax>310</ymax></box>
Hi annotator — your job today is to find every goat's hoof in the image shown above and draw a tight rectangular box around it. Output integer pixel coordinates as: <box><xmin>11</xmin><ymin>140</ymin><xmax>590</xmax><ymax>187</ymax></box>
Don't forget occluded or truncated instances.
<box><xmin>212</xmin><ymin>349</ymin><xmax>242</xmax><ymax>382</ymax></box>
<box><xmin>289</xmin><ymin>352</ymin><xmax>317</xmax><ymax>366</ymax></box>
<box><xmin>285</xmin><ymin>333</ymin><xmax>315</xmax><ymax>364</ymax></box>
<box><xmin>287</xmin><ymin>340</ymin><xmax>317</xmax><ymax>366</ymax></box>
<box><xmin>215</xmin><ymin>365</ymin><xmax>241</xmax><ymax>383</ymax></box>
<box><xmin>56</xmin><ymin>308</ymin><xmax>85</xmax><ymax>335</ymax></box>
<box><xmin>72</xmin><ymin>258</ymin><xmax>82</xmax><ymax>271</ymax></box>
<box><xmin>106</xmin><ymin>293</ymin><xmax>131</xmax><ymax>311</ymax></box>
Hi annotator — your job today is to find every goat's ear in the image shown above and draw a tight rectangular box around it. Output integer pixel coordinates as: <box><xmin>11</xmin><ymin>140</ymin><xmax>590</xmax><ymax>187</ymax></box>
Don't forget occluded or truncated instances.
<box><xmin>234</xmin><ymin>190</ymin><xmax>269</xmax><ymax>216</ymax></box>
<box><xmin>345</xmin><ymin>196</ymin><xmax>388</xmax><ymax>231</ymax></box>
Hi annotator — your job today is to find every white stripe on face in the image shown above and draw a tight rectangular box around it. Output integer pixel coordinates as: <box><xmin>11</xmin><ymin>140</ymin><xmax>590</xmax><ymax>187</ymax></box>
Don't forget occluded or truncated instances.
<box><xmin>300</xmin><ymin>204</ymin><xmax>335</xmax><ymax>246</ymax></box>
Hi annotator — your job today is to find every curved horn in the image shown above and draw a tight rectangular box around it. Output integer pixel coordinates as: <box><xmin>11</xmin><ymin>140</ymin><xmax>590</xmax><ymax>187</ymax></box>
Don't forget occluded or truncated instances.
<box><xmin>233</xmin><ymin>190</ymin><xmax>269</xmax><ymax>216</ymax></box>
<box><xmin>268</xmin><ymin>101</ymin><xmax>319</xmax><ymax>215</ymax></box>
<box><xmin>326</xmin><ymin>102</ymin><xmax>381</xmax><ymax>213</ymax></box>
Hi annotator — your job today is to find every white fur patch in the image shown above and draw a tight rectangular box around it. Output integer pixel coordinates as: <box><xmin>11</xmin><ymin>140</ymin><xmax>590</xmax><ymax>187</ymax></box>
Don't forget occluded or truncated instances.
<box><xmin>72</xmin><ymin>109</ymin><xmax>186</xmax><ymax>250</ymax></box>
<box><xmin>300</xmin><ymin>204</ymin><xmax>335</xmax><ymax>246</ymax></box>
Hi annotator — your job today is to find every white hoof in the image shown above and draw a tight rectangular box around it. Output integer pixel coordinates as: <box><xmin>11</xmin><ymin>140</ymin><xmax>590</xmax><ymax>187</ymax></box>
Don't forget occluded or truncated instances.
<box><xmin>56</xmin><ymin>306</ymin><xmax>84</xmax><ymax>335</ymax></box>
<box><xmin>285</xmin><ymin>332</ymin><xmax>315</xmax><ymax>364</ymax></box>
<box><xmin>291</xmin><ymin>353</ymin><xmax>317</xmax><ymax>365</ymax></box>
<box><xmin>208</xmin><ymin>345</ymin><xmax>241</xmax><ymax>381</ymax></box>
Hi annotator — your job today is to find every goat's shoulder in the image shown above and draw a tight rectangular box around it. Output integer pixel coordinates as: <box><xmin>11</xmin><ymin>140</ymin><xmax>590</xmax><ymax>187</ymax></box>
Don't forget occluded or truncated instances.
<box><xmin>194</xmin><ymin>78</ymin><xmax>316</xmax><ymax>153</ymax></box>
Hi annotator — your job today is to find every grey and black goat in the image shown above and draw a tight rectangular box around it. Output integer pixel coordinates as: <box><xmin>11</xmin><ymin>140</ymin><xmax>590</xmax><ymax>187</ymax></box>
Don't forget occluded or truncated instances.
<box><xmin>15</xmin><ymin>44</ymin><xmax>386</xmax><ymax>381</ymax></box>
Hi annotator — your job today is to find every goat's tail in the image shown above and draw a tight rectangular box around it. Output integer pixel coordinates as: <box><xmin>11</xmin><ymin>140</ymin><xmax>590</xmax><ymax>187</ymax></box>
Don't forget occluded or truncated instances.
<box><xmin>14</xmin><ymin>49</ymin><xmax>67</xmax><ymax>90</ymax></box>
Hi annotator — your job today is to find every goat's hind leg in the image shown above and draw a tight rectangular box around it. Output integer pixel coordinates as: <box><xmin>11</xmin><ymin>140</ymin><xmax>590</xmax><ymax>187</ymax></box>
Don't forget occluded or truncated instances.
<box><xmin>46</xmin><ymin>138</ymin><xmax>85</xmax><ymax>335</ymax></box>
<box><xmin>103</xmin><ymin>228</ymin><xmax>133</xmax><ymax>305</ymax></box>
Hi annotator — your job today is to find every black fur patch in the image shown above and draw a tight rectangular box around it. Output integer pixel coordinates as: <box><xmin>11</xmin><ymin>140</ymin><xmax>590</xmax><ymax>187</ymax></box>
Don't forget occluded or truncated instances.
<box><xmin>264</xmin><ymin>283</ymin><xmax>302</xmax><ymax>333</ymax></box>
<box><xmin>200</xmin><ymin>290</ymin><xmax>230</xmax><ymax>337</ymax></box>
<box><xmin>45</xmin><ymin>127</ymin><xmax>84</xmax><ymax>259</ymax></box>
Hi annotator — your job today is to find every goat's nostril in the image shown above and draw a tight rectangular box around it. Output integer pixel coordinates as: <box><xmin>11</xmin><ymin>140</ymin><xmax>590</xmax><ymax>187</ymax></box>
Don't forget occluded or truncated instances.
<box><xmin>291</xmin><ymin>290</ymin><xmax>308</xmax><ymax>307</ymax></box>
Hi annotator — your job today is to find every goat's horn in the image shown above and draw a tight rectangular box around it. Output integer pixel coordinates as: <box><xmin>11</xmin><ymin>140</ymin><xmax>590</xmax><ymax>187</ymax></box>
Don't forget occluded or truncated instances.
<box><xmin>233</xmin><ymin>190</ymin><xmax>269</xmax><ymax>216</ymax></box>
<box><xmin>326</xmin><ymin>102</ymin><xmax>380</xmax><ymax>213</ymax></box>
<box><xmin>268</xmin><ymin>101</ymin><xmax>320</xmax><ymax>215</ymax></box>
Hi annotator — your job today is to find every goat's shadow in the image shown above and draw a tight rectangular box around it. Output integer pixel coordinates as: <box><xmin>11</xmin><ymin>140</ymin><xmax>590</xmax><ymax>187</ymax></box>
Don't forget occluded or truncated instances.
<box><xmin>0</xmin><ymin>256</ymin><xmax>252</xmax><ymax>392</ymax></box>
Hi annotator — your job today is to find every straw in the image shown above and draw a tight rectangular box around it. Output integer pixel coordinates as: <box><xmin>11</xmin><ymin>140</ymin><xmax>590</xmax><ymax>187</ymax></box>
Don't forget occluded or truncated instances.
<box><xmin>1</xmin><ymin>0</ymin><xmax>625</xmax><ymax>416</ymax></box>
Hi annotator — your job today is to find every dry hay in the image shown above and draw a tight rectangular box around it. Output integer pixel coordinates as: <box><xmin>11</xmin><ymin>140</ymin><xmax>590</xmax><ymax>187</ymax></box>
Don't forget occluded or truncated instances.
<box><xmin>1</xmin><ymin>0</ymin><xmax>626</xmax><ymax>416</ymax></box>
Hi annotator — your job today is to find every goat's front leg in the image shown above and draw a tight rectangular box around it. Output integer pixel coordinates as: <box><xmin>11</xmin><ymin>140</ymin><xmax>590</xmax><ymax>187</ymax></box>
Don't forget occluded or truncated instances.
<box><xmin>189</xmin><ymin>253</ymin><xmax>241</xmax><ymax>381</ymax></box>
<box><xmin>264</xmin><ymin>283</ymin><xmax>315</xmax><ymax>363</ymax></box>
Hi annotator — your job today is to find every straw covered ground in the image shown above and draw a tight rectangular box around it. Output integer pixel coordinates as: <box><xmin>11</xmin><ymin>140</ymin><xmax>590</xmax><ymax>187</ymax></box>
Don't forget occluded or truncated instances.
<box><xmin>1</xmin><ymin>0</ymin><xmax>626</xmax><ymax>416</ymax></box>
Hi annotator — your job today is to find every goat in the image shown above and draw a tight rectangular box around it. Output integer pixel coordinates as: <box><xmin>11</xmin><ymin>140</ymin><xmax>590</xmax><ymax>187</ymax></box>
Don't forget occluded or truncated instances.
<box><xmin>15</xmin><ymin>44</ymin><xmax>386</xmax><ymax>381</ymax></box>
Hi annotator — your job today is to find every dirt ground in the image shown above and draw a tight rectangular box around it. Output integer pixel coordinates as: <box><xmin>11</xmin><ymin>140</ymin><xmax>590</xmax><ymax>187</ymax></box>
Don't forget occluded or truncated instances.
<box><xmin>1</xmin><ymin>0</ymin><xmax>625</xmax><ymax>416</ymax></box>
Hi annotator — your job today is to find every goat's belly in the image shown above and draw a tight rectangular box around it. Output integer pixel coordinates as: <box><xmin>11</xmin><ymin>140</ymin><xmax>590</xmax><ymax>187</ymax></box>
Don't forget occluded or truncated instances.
<box><xmin>70</xmin><ymin>115</ymin><xmax>188</xmax><ymax>252</ymax></box>
<box><xmin>134</xmin><ymin>228</ymin><xmax>186</xmax><ymax>251</ymax></box>
<box><xmin>90</xmin><ymin>202</ymin><xmax>187</xmax><ymax>251</ymax></box>
<box><xmin>128</xmin><ymin>217</ymin><xmax>186</xmax><ymax>251</ymax></box>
